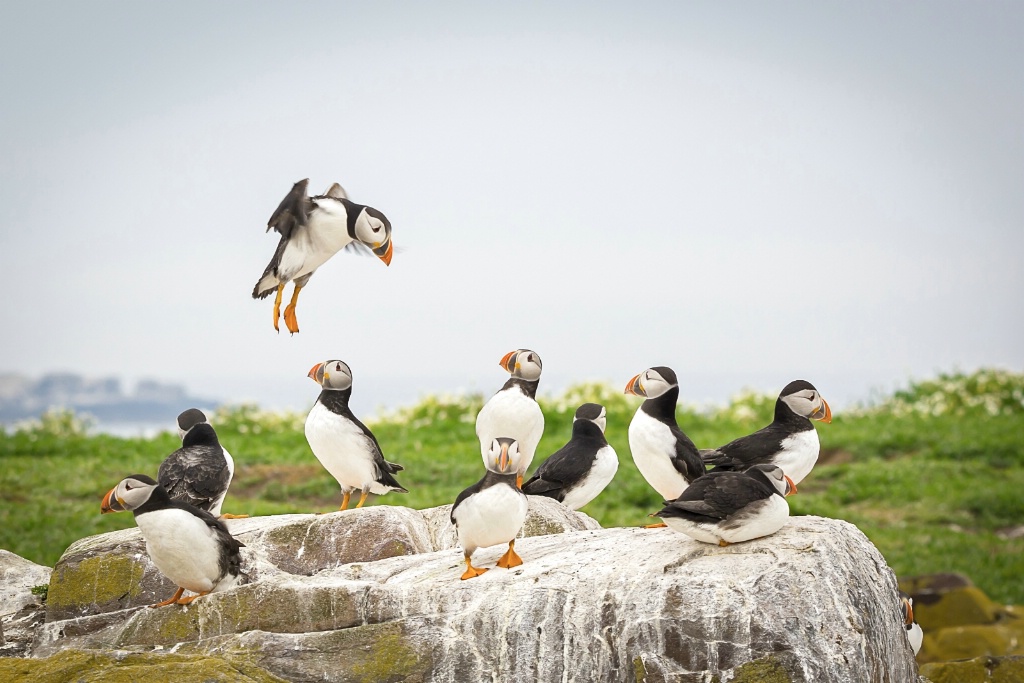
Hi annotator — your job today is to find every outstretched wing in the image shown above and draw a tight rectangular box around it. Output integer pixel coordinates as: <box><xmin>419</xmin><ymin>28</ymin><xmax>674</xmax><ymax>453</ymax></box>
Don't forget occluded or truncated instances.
<box><xmin>266</xmin><ymin>178</ymin><xmax>311</xmax><ymax>239</ymax></box>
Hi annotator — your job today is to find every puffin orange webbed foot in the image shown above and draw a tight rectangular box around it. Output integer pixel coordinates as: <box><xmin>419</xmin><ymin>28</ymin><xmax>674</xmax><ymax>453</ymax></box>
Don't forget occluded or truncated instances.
<box><xmin>149</xmin><ymin>587</ymin><xmax>185</xmax><ymax>608</ymax></box>
<box><xmin>495</xmin><ymin>540</ymin><xmax>523</xmax><ymax>569</ymax></box>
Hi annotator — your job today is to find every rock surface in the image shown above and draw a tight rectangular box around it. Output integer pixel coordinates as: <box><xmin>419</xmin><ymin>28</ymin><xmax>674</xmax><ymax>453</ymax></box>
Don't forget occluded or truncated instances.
<box><xmin>0</xmin><ymin>550</ymin><xmax>50</xmax><ymax>617</ymax></box>
<box><xmin>10</xmin><ymin>504</ymin><xmax>917</xmax><ymax>682</ymax></box>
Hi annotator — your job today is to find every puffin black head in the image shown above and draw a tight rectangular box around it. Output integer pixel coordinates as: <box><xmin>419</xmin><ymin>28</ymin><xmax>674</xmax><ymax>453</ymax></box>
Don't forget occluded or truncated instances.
<box><xmin>354</xmin><ymin>206</ymin><xmax>393</xmax><ymax>266</ymax></box>
<box><xmin>499</xmin><ymin>349</ymin><xmax>543</xmax><ymax>381</ymax></box>
<box><xmin>747</xmin><ymin>464</ymin><xmax>796</xmax><ymax>497</ymax></box>
<box><xmin>779</xmin><ymin>380</ymin><xmax>832</xmax><ymax>423</ymax></box>
<box><xmin>574</xmin><ymin>403</ymin><xmax>607</xmax><ymax>433</ymax></box>
<box><xmin>100</xmin><ymin>474</ymin><xmax>160</xmax><ymax>514</ymax></box>
<box><xmin>624</xmin><ymin>366</ymin><xmax>677</xmax><ymax>398</ymax></box>
<box><xmin>308</xmin><ymin>359</ymin><xmax>354</xmax><ymax>391</ymax></box>
<box><xmin>486</xmin><ymin>437</ymin><xmax>521</xmax><ymax>474</ymax></box>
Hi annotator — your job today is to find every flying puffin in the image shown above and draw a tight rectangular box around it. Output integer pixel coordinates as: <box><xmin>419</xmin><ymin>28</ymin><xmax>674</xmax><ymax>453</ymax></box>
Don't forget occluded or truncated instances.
<box><xmin>475</xmin><ymin>349</ymin><xmax>545</xmax><ymax>487</ymax></box>
<box><xmin>900</xmin><ymin>591</ymin><xmax>923</xmax><ymax>655</ymax></box>
<box><xmin>252</xmin><ymin>179</ymin><xmax>394</xmax><ymax>334</ymax></box>
<box><xmin>700</xmin><ymin>380</ymin><xmax>831</xmax><ymax>491</ymax></box>
<box><xmin>624</xmin><ymin>366</ymin><xmax>706</xmax><ymax>510</ymax></box>
<box><xmin>654</xmin><ymin>464</ymin><xmax>795</xmax><ymax>546</ymax></box>
<box><xmin>305</xmin><ymin>359</ymin><xmax>407</xmax><ymax>510</ymax></box>
<box><xmin>451</xmin><ymin>437</ymin><xmax>529</xmax><ymax>580</ymax></box>
<box><xmin>522</xmin><ymin>403</ymin><xmax>618</xmax><ymax>510</ymax></box>
<box><xmin>157</xmin><ymin>408</ymin><xmax>244</xmax><ymax>519</ymax></box>
<box><xmin>100</xmin><ymin>474</ymin><xmax>245</xmax><ymax>607</ymax></box>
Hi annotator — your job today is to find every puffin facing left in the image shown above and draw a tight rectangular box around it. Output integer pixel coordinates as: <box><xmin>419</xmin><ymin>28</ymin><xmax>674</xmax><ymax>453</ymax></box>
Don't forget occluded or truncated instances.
<box><xmin>100</xmin><ymin>474</ymin><xmax>245</xmax><ymax>607</ymax></box>
<box><xmin>451</xmin><ymin>437</ymin><xmax>529</xmax><ymax>580</ymax></box>
<box><xmin>158</xmin><ymin>408</ymin><xmax>244</xmax><ymax>519</ymax></box>
<box><xmin>305</xmin><ymin>360</ymin><xmax>408</xmax><ymax>510</ymax></box>
<box><xmin>252</xmin><ymin>179</ymin><xmax>394</xmax><ymax>334</ymax></box>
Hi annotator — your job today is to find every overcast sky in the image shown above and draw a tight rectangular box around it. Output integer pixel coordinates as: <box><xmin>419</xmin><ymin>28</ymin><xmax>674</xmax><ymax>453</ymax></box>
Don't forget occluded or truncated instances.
<box><xmin>2</xmin><ymin>2</ymin><xmax>1021</xmax><ymax>417</ymax></box>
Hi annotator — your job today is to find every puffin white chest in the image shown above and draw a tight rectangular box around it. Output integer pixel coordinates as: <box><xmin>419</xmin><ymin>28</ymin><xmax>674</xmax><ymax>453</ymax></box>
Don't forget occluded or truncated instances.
<box><xmin>278</xmin><ymin>208</ymin><xmax>354</xmax><ymax>280</ymax></box>
<box><xmin>560</xmin><ymin>445</ymin><xmax>619</xmax><ymax>510</ymax></box>
<box><xmin>453</xmin><ymin>483</ymin><xmax>528</xmax><ymax>554</ymax></box>
<box><xmin>135</xmin><ymin>508</ymin><xmax>224</xmax><ymax>593</ymax></box>
<box><xmin>773</xmin><ymin>428</ymin><xmax>820</xmax><ymax>484</ymax></box>
<box><xmin>305</xmin><ymin>402</ymin><xmax>379</xmax><ymax>491</ymax></box>
<box><xmin>719</xmin><ymin>493</ymin><xmax>790</xmax><ymax>543</ymax></box>
<box><xmin>628</xmin><ymin>409</ymin><xmax>690</xmax><ymax>500</ymax></box>
<box><xmin>476</xmin><ymin>389</ymin><xmax>544</xmax><ymax>471</ymax></box>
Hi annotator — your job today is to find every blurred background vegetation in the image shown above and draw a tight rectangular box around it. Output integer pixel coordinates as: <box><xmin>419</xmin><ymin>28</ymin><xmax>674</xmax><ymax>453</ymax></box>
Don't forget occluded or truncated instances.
<box><xmin>2</xmin><ymin>368</ymin><xmax>1022</xmax><ymax>603</ymax></box>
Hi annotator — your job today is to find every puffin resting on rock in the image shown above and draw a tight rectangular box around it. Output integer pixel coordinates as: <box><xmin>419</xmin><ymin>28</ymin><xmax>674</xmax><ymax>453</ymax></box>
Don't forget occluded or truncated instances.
<box><xmin>101</xmin><ymin>474</ymin><xmax>245</xmax><ymax>607</ymax></box>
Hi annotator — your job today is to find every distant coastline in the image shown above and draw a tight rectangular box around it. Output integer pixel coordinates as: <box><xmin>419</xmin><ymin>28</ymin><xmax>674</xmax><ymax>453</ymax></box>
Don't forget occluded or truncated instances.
<box><xmin>0</xmin><ymin>372</ymin><xmax>218</xmax><ymax>429</ymax></box>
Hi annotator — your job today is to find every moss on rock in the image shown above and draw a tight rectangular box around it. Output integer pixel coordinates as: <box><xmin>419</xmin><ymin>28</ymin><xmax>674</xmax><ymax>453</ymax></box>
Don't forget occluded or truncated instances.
<box><xmin>914</xmin><ymin>586</ymin><xmax>1001</xmax><ymax>630</ymax></box>
<box><xmin>729</xmin><ymin>656</ymin><xmax>793</xmax><ymax>683</ymax></box>
<box><xmin>920</xmin><ymin>655</ymin><xmax>1024</xmax><ymax>683</ymax></box>
<box><xmin>47</xmin><ymin>555</ymin><xmax>145</xmax><ymax>610</ymax></box>
<box><xmin>351</xmin><ymin>632</ymin><xmax>422</xmax><ymax>683</ymax></box>
<box><xmin>0</xmin><ymin>648</ymin><xmax>288</xmax><ymax>683</ymax></box>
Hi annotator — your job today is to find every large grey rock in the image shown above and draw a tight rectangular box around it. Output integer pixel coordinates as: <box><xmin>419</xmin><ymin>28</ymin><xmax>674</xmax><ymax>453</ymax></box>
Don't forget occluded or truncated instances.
<box><xmin>0</xmin><ymin>550</ymin><xmax>50</xmax><ymax>617</ymax></box>
<box><xmin>28</xmin><ymin>509</ymin><xmax>918</xmax><ymax>682</ymax></box>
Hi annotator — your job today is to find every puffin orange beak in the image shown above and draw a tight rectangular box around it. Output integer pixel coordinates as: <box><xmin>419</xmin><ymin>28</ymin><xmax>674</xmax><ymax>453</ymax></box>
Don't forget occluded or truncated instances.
<box><xmin>100</xmin><ymin>488</ymin><xmax>116</xmax><ymax>514</ymax></box>
<box><xmin>904</xmin><ymin>599</ymin><xmax>915</xmax><ymax>626</ymax></box>
<box><xmin>624</xmin><ymin>373</ymin><xmax>645</xmax><ymax>396</ymax></box>
<box><xmin>307</xmin><ymin>362</ymin><xmax>324</xmax><ymax>383</ymax></box>
<box><xmin>499</xmin><ymin>351</ymin><xmax>517</xmax><ymax>372</ymax></box>
<box><xmin>813</xmin><ymin>399</ymin><xmax>832</xmax><ymax>423</ymax></box>
<box><xmin>498</xmin><ymin>443</ymin><xmax>511</xmax><ymax>472</ymax></box>
<box><xmin>784</xmin><ymin>475</ymin><xmax>797</xmax><ymax>496</ymax></box>
<box><xmin>377</xmin><ymin>241</ymin><xmax>393</xmax><ymax>266</ymax></box>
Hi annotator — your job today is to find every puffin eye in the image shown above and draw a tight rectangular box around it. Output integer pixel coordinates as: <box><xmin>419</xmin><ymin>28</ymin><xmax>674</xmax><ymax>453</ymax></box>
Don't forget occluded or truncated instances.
<box><xmin>372</xmin><ymin>225</ymin><xmax>381</xmax><ymax>233</ymax></box>
<box><xmin>335</xmin><ymin>363</ymin><xmax>342</xmax><ymax>372</ymax></box>
<box><xmin>124</xmin><ymin>484</ymin><xmax>133</xmax><ymax>491</ymax></box>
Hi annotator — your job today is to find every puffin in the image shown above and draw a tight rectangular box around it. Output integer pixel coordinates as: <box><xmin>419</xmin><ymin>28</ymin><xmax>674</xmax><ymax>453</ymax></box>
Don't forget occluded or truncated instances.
<box><xmin>451</xmin><ymin>437</ymin><xmax>529</xmax><ymax>580</ymax></box>
<box><xmin>305</xmin><ymin>359</ymin><xmax>407</xmax><ymax>510</ymax></box>
<box><xmin>700</xmin><ymin>380</ymin><xmax>832</xmax><ymax>491</ymax></box>
<box><xmin>100</xmin><ymin>474</ymin><xmax>245</xmax><ymax>607</ymax></box>
<box><xmin>157</xmin><ymin>408</ymin><xmax>244</xmax><ymax>519</ymax></box>
<box><xmin>624</xmin><ymin>366</ymin><xmax>706</xmax><ymax>508</ymax></box>
<box><xmin>475</xmin><ymin>349</ymin><xmax>545</xmax><ymax>487</ymax></box>
<box><xmin>654</xmin><ymin>464</ymin><xmax>795</xmax><ymax>546</ymax></box>
<box><xmin>900</xmin><ymin>591</ymin><xmax>923</xmax><ymax>655</ymax></box>
<box><xmin>252</xmin><ymin>179</ymin><xmax>394</xmax><ymax>334</ymax></box>
<box><xmin>522</xmin><ymin>402</ymin><xmax>618</xmax><ymax>510</ymax></box>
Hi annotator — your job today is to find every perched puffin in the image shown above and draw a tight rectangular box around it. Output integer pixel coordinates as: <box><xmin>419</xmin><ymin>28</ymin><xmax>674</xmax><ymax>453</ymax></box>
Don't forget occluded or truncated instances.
<box><xmin>624</xmin><ymin>367</ymin><xmax>706</xmax><ymax>509</ymax></box>
<box><xmin>655</xmin><ymin>464</ymin><xmax>795</xmax><ymax>546</ymax></box>
<box><xmin>700</xmin><ymin>380</ymin><xmax>831</xmax><ymax>491</ymax></box>
<box><xmin>475</xmin><ymin>349</ymin><xmax>545</xmax><ymax>487</ymax></box>
<box><xmin>900</xmin><ymin>591</ymin><xmax>923</xmax><ymax>655</ymax></box>
<box><xmin>252</xmin><ymin>179</ymin><xmax>394</xmax><ymax>334</ymax></box>
<box><xmin>305</xmin><ymin>359</ymin><xmax>407</xmax><ymax>510</ymax></box>
<box><xmin>157</xmin><ymin>408</ymin><xmax>243</xmax><ymax>519</ymax></box>
<box><xmin>451</xmin><ymin>437</ymin><xmax>529</xmax><ymax>580</ymax></box>
<box><xmin>100</xmin><ymin>474</ymin><xmax>245</xmax><ymax>607</ymax></box>
<box><xmin>522</xmin><ymin>403</ymin><xmax>618</xmax><ymax>510</ymax></box>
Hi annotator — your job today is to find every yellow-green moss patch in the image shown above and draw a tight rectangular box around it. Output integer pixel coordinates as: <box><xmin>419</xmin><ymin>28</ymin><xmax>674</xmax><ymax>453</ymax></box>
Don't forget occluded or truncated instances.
<box><xmin>47</xmin><ymin>555</ymin><xmax>145</xmax><ymax>609</ymax></box>
<box><xmin>730</xmin><ymin>656</ymin><xmax>792</xmax><ymax>683</ymax></box>
<box><xmin>351</xmin><ymin>631</ymin><xmax>422</xmax><ymax>683</ymax></box>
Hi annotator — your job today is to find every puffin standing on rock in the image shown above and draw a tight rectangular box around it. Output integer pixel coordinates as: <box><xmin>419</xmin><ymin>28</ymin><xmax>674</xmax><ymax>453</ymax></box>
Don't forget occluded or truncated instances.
<box><xmin>654</xmin><ymin>464</ymin><xmax>795</xmax><ymax>546</ymax></box>
<box><xmin>158</xmin><ymin>408</ymin><xmax>244</xmax><ymax>519</ymax></box>
<box><xmin>252</xmin><ymin>179</ymin><xmax>394</xmax><ymax>334</ymax></box>
<box><xmin>700</xmin><ymin>380</ymin><xmax>832</xmax><ymax>491</ymax></box>
<box><xmin>624</xmin><ymin>367</ymin><xmax>706</xmax><ymax>520</ymax></box>
<box><xmin>522</xmin><ymin>403</ymin><xmax>618</xmax><ymax>510</ymax></box>
<box><xmin>475</xmin><ymin>349</ymin><xmax>545</xmax><ymax>487</ymax></box>
<box><xmin>451</xmin><ymin>437</ymin><xmax>529</xmax><ymax>580</ymax></box>
<box><xmin>305</xmin><ymin>359</ymin><xmax>407</xmax><ymax>510</ymax></box>
<box><xmin>100</xmin><ymin>474</ymin><xmax>245</xmax><ymax>607</ymax></box>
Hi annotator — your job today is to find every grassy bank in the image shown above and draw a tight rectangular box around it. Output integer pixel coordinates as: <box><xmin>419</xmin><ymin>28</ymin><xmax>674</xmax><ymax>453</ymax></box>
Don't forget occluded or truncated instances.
<box><xmin>2</xmin><ymin>369</ymin><xmax>1022</xmax><ymax>603</ymax></box>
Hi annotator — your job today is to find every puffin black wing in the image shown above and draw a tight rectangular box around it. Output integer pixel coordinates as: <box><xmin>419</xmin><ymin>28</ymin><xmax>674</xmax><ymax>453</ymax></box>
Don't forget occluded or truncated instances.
<box><xmin>172</xmin><ymin>501</ymin><xmax>245</xmax><ymax>578</ymax></box>
<box><xmin>657</xmin><ymin>471</ymin><xmax>773</xmax><ymax>522</ymax></box>
<box><xmin>350</xmin><ymin>415</ymin><xmax>407</xmax><ymax>490</ymax></box>
<box><xmin>669</xmin><ymin>426</ymin><xmax>708</xmax><ymax>482</ymax></box>
<box><xmin>522</xmin><ymin>429</ymin><xmax>606</xmax><ymax>501</ymax></box>
<box><xmin>700</xmin><ymin>422</ymin><xmax>789</xmax><ymax>471</ymax></box>
<box><xmin>266</xmin><ymin>178</ymin><xmax>311</xmax><ymax>239</ymax></box>
<box><xmin>451</xmin><ymin>476</ymin><xmax>487</xmax><ymax>524</ymax></box>
<box><xmin>157</xmin><ymin>446</ymin><xmax>231</xmax><ymax>513</ymax></box>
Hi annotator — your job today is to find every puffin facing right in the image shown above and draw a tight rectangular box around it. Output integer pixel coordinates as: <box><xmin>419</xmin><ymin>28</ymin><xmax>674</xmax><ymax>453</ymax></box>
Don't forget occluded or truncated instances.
<box><xmin>100</xmin><ymin>474</ymin><xmax>245</xmax><ymax>607</ymax></box>
<box><xmin>475</xmin><ymin>349</ymin><xmax>545</xmax><ymax>486</ymax></box>
<box><xmin>522</xmin><ymin>402</ymin><xmax>618</xmax><ymax>510</ymax></box>
<box><xmin>451</xmin><ymin>437</ymin><xmax>529</xmax><ymax>580</ymax></box>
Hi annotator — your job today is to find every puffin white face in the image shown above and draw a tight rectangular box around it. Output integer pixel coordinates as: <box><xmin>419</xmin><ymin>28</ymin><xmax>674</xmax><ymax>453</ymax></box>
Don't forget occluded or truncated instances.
<box><xmin>574</xmin><ymin>405</ymin><xmax>608</xmax><ymax>433</ymax></box>
<box><xmin>752</xmin><ymin>465</ymin><xmax>795</xmax><ymax>497</ymax></box>
<box><xmin>100</xmin><ymin>475</ymin><xmax>159</xmax><ymax>513</ymax></box>
<box><xmin>500</xmin><ymin>349</ymin><xmax>543</xmax><ymax>382</ymax></box>
<box><xmin>308</xmin><ymin>359</ymin><xmax>353</xmax><ymax>391</ymax></box>
<box><xmin>486</xmin><ymin>437</ymin><xmax>521</xmax><ymax>474</ymax></box>
<box><xmin>781</xmin><ymin>384</ymin><xmax>832</xmax><ymax>423</ymax></box>
<box><xmin>624</xmin><ymin>367</ymin><xmax>676</xmax><ymax>399</ymax></box>
<box><xmin>354</xmin><ymin>207</ymin><xmax>393</xmax><ymax>266</ymax></box>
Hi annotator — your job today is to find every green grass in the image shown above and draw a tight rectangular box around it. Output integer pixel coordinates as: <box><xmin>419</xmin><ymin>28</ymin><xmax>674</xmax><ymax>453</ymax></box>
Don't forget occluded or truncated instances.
<box><xmin>2</xmin><ymin>369</ymin><xmax>1022</xmax><ymax>604</ymax></box>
